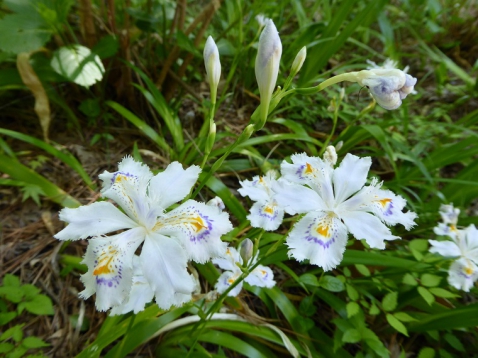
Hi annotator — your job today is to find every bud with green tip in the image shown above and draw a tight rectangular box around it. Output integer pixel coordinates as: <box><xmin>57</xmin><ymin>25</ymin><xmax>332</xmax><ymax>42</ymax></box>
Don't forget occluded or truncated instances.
<box><xmin>203</xmin><ymin>36</ymin><xmax>221</xmax><ymax>104</ymax></box>
<box><xmin>240</xmin><ymin>238</ymin><xmax>253</xmax><ymax>264</ymax></box>
<box><xmin>290</xmin><ymin>46</ymin><xmax>306</xmax><ymax>78</ymax></box>
<box><xmin>255</xmin><ymin>19</ymin><xmax>282</xmax><ymax>128</ymax></box>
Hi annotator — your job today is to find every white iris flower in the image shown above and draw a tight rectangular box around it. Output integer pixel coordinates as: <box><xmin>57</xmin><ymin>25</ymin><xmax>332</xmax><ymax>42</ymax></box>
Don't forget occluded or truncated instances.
<box><xmin>213</xmin><ymin>247</ymin><xmax>275</xmax><ymax>297</ymax></box>
<box><xmin>55</xmin><ymin>157</ymin><xmax>233</xmax><ymax>311</ymax></box>
<box><xmin>429</xmin><ymin>222</ymin><xmax>478</xmax><ymax>292</ymax></box>
<box><xmin>433</xmin><ymin>203</ymin><xmax>460</xmax><ymax>238</ymax></box>
<box><xmin>238</xmin><ymin>170</ymin><xmax>284</xmax><ymax>231</ymax></box>
<box><xmin>273</xmin><ymin>151</ymin><xmax>417</xmax><ymax>271</ymax></box>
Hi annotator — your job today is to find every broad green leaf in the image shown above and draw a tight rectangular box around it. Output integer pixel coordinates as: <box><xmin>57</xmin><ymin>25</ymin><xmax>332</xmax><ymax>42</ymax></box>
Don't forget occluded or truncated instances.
<box><xmin>0</xmin><ymin>324</ymin><xmax>24</xmax><ymax>342</ymax></box>
<box><xmin>320</xmin><ymin>275</ymin><xmax>345</xmax><ymax>292</ymax></box>
<box><xmin>23</xmin><ymin>295</ymin><xmax>54</xmax><ymax>315</ymax></box>
<box><xmin>0</xmin><ymin>287</ymin><xmax>23</xmax><ymax>303</ymax></box>
<box><xmin>428</xmin><ymin>288</ymin><xmax>458</xmax><ymax>298</ymax></box>
<box><xmin>342</xmin><ymin>328</ymin><xmax>361</xmax><ymax>343</ymax></box>
<box><xmin>386</xmin><ymin>314</ymin><xmax>408</xmax><ymax>336</ymax></box>
<box><xmin>346</xmin><ymin>302</ymin><xmax>360</xmax><ymax>318</ymax></box>
<box><xmin>3</xmin><ymin>274</ymin><xmax>20</xmax><ymax>287</ymax></box>
<box><xmin>403</xmin><ymin>273</ymin><xmax>418</xmax><ymax>286</ymax></box>
<box><xmin>417</xmin><ymin>347</ymin><xmax>435</xmax><ymax>358</ymax></box>
<box><xmin>299</xmin><ymin>273</ymin><xmax>319</xmax><ymax>287</ymax></box>
<box><xmin>0</xmin><ymin>312</ymin><xmax>17</xmax><ymax>325</ymax></box>
<box><xmin>21</xmin><ymin>336</ymin><xmax>49</xmax><ymax>348</ymax></box>
<box><xmin>393</xmin><ymin>312</ymin><xmax>417</xmax><ymax>322</ymax></box>
<box><xmin>346</xmin><ymin>284</ymin><xmax>359</xmax><ymax>301</ymax></box>
<box><xmin>409</xmin><ymin>239</ymin><xmax>429</xmax><ymax>252</ymax></box>
<box><xmin>0</xmin><ymin>342</ymin><xmax>14</xmax><ymax>354</ymax></box>
<box><xmin>417</xmin><ymin>287</ymin><xmax>435</xmax><ymax>306</ymax></box>
<box><xmin>0</xmin><ymin>14</ymin><xmax>51</xmax><ymax>54</ymax></box>
<box><xmin>443</xmin><ymin>333</ymin><xmax>465</xmax><ymax>352</ymax></box>
<box><xmin>382</xmin><ymin>292</ymin><xmax>398</xmax><ymax>312</ymax></box>
<box><xmin>420</xmin><ymin>274</ymin><xmax>442</xmax><ymax>288</ymax></box>
<box><xmin>354</xmin><ymin>264</ymin><xmax>371</xmax><ymax>276</ymax></box>
<box><xmin>369</xmin><ymin>303</ymin><xmax>380</xmax><ymax>316</ymax></box>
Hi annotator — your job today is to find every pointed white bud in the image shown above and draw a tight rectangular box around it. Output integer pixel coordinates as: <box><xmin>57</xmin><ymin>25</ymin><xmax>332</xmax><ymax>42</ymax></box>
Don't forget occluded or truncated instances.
<box><xmin>203</xmin><ymin>36</ymin><xmax>221</xmax><ymax>104</ymax></box>
<box><xmin>255</xmin><ymin>19</ymin><xmax>282</xmax><ymax>126</ymax></box>
<box><xmin>290</xmin><ymin>46</ymin><xmax>306</xmax><ymax>77</ymax></box>
<box><xmin>240</xmin><ymin>238</ymin><xmax>253</xmax><ymax>264</ymax></box>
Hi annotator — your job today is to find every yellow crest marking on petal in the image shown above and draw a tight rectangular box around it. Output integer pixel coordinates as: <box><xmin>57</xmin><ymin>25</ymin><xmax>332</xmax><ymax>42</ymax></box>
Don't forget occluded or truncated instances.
<box><xmin>191</xmin><ymin>215</ymin><xmax>206</xmax><ymax>232</ymax></box>
<box><xmin>450</xmin><ymin>224</ymin><xmax>458</xmax><ymax>232</ymax></box>
<box><xmin>260</xmin><ymin>270</ymin><xmax>267</xmax><ymax>276</ymax></box>
<box><xmin>259</xmin><ymin>176</ymin><xmax>265</xmax><ymax>184</ymax></box>
<box><xmin>227</xmin><ymin>277</ymin><xmax>236</xmax><ymax>284</ymax></box>
<box><xmin>316</xmin><ymin>224</ymin><xmax>330</xmax><ymax>238</ymax></box>
<box><xmin>379</xmin><ymin>198</ymin><xmax>392</xmax><ymax>207</ymax></box>
<box><xmin>264</xmin><ymin>206</ymin><xmax>274</xmax><ymax>214</ymax></box>
<box><xmin>465</xmin><ymin>266</ymin><xmax>474</xmax><ymax>276</ymax></box>
<box><xmin>305</xmin><ymin>162</ymin><xmax>313</xmax><ymax>174</ymax></box>
<box><xmin>93</xmin><ymin>251</ymin><xmax>117</xmax><ymax>276</ymax></box>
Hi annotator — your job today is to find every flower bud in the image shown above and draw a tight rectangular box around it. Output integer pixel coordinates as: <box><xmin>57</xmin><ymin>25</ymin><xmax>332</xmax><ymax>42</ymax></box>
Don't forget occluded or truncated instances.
<box><xmin>240</xmin><ymin>238</ymin><xmax>253</xmax><ymax>264</ymax></box>
<box><xmin>207</xmin><ymin>196</ymin><xmax>225</xmax><ymax>212</ymax></box>
<box><xmin>255</xmin><ymin>19</ymin><xmax>282</xmax><ymax>127</ymax></box>
<box><xmin>323</xmin><ymin>145</ymin><xmax>337</xmax><ymax>166</ymax></box>
<box><xmin>290</xmin><ymin>46</ymin><xmax>306</xmax><ymax>78</ymax></box>
<box><xmin>356</xmin><ymin>68</ymin><xmax>417</xmax><ymax>110</ymax></box>
<box><xmin>204</xmin><ymin>36</ymin><xmax>221</xmax><ymax>104</ymax></box>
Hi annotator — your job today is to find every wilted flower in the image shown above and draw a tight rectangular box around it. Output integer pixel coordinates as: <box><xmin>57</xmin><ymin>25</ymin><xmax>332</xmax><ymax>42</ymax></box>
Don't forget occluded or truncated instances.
<box><xmin>238</xmin><ymin>170</ymin><xmax>284</xmax><ymax>231</ymax></box>
<box><xmin>55</xmin><ymin>157</ymin><xmax>232</xmax><ymax>311</ymax></box>
<box><xmin>203</xmin><ymin>36</ymin><xmax>221</xmax><ymax>103</ymax></box>
<box><xmin>273</xmin><ymin>149</ymin><xmax>417</xmax><ymax>271</ymax></box>
<box><xmin>255</xmin><ymin>19</ymin><xmax>282</xmax><ymax>126</ymax></box>
<box><xmin>213</xmin><ymin>246</ymin><xmax>275</xmax><ymax>296</ymax></box>
<box><xmin>350</xmin><ymin>59</ymin><xmax>417</xmax><ymax>110</ymax></box>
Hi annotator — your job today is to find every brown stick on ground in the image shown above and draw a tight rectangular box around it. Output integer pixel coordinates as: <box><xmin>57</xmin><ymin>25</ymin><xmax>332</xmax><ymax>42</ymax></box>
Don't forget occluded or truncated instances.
<box><xmin>156</xmin><ymin>0</ymin><xmax>221</xmax><ymax>90</ymax></box>
<box><xmin>164</xmin><ymin>1</ymin><xmax>220</xmax><ymax>101</ymax></box>
<box><xmin>79</xmin><ymin>0</ymin><xmax>97</xmax><ymax>48</ymax></box>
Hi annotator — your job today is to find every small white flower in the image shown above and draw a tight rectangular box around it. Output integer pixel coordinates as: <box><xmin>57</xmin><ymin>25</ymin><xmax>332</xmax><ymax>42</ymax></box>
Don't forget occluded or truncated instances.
<box><xmin>429</xmin><ymin>225</ymin><xmax>478</xmax><ymax>263</ymax></box>
<box><xmin>55</xmin><ymin>157</ymin><xmax>233</xmax><ymax>311</ymax></box>
<box><xmin>203</xmin><ymin>36</ymin><xmax>221</xmax><ymax>103</ymax></box>
<box><xmin>448</xmin><ymin>258</ymin><xmax>478</xmax><ymax>292</ymax></box>
<box><xmin>238</xmin><ymin>170</ymin><xmax>284</xmax><ymax>231</ymax></box>
<box><xmin>213</xmin><ymin>246</ymin><xmax>275</xmax><ymax>297</ymax></box>
<box><xmin>255</xmin><ymin>19</ymin><xmax>282</xmax><ymax>123</ymax></box>
<box><xmin>273</xmin><ymin>153</ymin><xmax>417</xmax><ymax>271</ymax></box>
<box><xmin>434</xmin><ymin>203</ymin><xmax>460</xmax><ymax>238</ymax></box>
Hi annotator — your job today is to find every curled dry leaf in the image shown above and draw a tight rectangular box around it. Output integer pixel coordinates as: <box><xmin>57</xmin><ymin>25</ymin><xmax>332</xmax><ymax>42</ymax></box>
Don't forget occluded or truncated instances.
<box><xmin>17</xmin><ymin>52</ymin><xmax>51</xmax><ymax>142</ymax></box>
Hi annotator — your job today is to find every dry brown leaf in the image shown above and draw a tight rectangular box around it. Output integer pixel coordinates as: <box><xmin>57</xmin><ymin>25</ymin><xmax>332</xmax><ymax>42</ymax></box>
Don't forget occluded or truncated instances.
<box><xmin>17</xmin><ymin>52</ymin><xmax>51</xmax><ymax>142</ymax></box>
